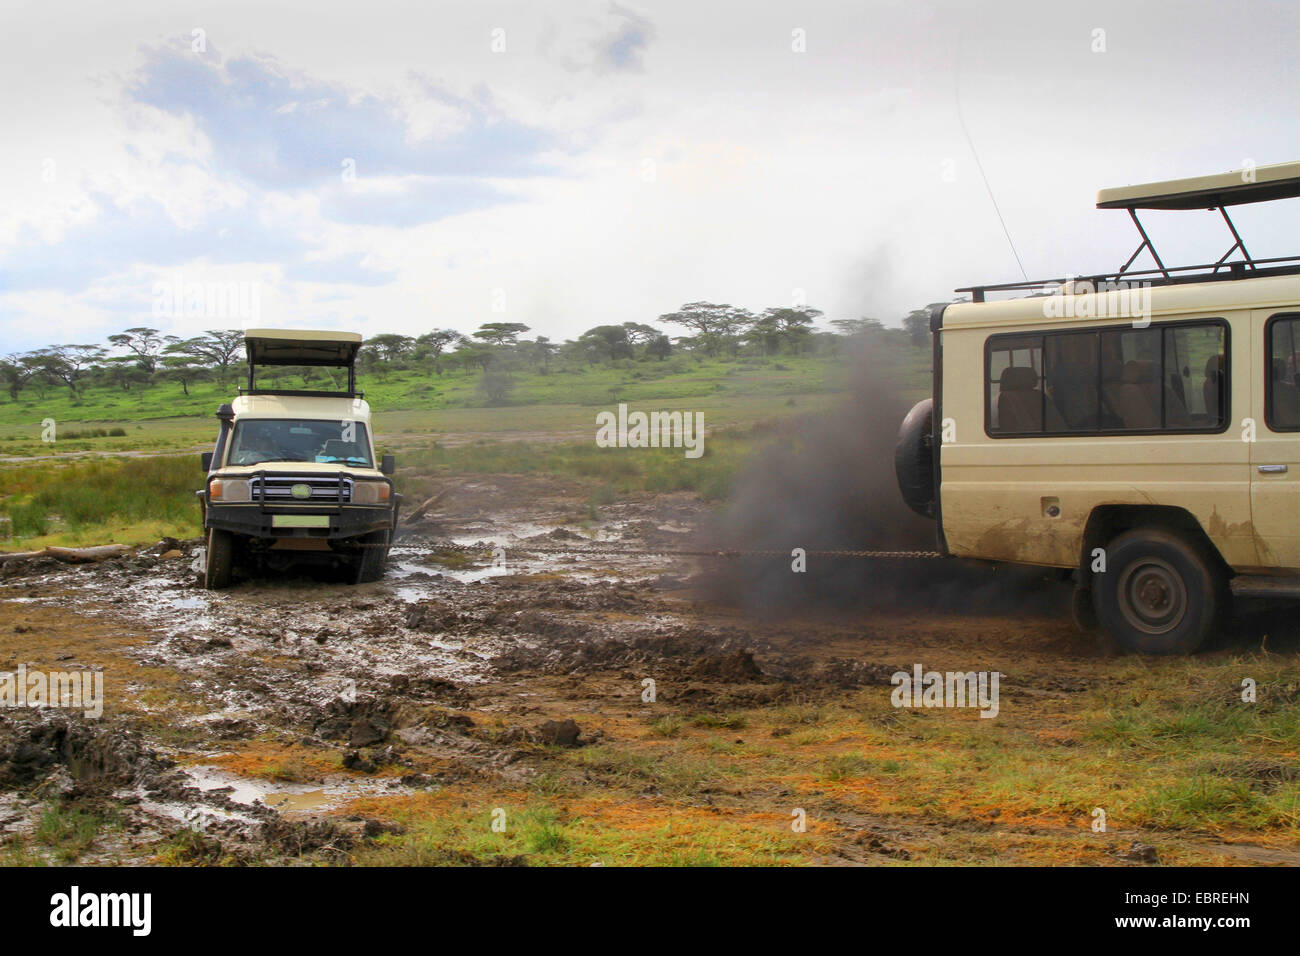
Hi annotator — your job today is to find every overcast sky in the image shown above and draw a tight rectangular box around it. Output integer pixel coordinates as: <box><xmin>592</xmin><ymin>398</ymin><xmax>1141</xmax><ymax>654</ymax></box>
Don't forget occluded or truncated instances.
<box><xmin>1</xmin><ymin>0</ymin><xmax>1297</xmax><ymax>352</ymax></box>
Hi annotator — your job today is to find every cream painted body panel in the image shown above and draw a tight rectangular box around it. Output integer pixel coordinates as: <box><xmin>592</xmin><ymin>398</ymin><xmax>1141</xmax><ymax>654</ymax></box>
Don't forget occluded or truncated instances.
<box><xmin>216</xmin><ymin>395</ymin><xmax>379</xmax><ymax>475</ymax></box>
<box><xmin>1250</xmin><ymin>308</ymin><xmax>1300</xmax><ymax>570</ymax></box>
<box><xmin>936</xmin><ymin>288</ymin><xmax>1294</xmax><ymax>572</ymax></box>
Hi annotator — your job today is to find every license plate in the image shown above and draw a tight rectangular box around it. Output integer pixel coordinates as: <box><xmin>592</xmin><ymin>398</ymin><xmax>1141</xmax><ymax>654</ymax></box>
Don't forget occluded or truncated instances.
<box><xmin>272</xmin><ymin>514</ymin><xmax>330</xmax><ymax>528</ymax></box>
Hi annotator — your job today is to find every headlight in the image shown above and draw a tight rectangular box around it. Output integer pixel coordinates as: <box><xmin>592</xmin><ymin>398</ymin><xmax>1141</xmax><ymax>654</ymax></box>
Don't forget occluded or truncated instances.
<box><xmin>209</xmin><ymin>478</ymin><xmax>251</xmax><ymax>502</ymax></box>
<box><xmin>351</xmin><ymin>480</ymin><xmax>391</xmax><ymax>505</ymax></box>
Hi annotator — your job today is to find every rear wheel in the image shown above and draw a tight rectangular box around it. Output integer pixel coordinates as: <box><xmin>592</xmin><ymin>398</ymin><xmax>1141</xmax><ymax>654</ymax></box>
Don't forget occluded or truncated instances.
<box><xmin>204</xmin><ymin>528</ymin><xmax>236</xmax><ymax>590</ymax></box>
<box><xmin>353</xmin><ymin>529</ymin><xmax>390</xmax><ymax>584</ymax></box>
<box><xmin>1093</xmin><ymin>528</ymin><xmax>1222</xmax><ymax>654</ymax></box>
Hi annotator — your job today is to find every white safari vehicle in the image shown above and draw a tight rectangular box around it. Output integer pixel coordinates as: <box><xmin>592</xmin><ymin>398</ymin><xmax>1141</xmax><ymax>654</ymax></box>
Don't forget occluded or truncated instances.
<box><xmin>198</xmin><ymin>329</ymin><xmax>400</xmax><ymax>588</ymax></box>
<box><xmin>896</xmin><ymin>162</ymin><xmax>1300</xmax><ymax>654</ymax></box>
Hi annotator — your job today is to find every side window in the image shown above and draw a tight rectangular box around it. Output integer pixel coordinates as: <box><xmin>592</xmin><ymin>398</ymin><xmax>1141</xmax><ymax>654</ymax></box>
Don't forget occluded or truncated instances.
<box><xmin>1167</xmin><ymin>324</ymin><xmax>1226</xmax><ymax>429</ymax></box>
<box><xmin>988</xmin><ymin>336</ymin><xmax>1043</xmax><ymax>433</ymax></box>
<box><xmin>987</xmin><ymin>320</ymin><xmax>1228</xmax><ymax>436</ymax></box>
<box><xmin>1100</xmin><ymin>327</ymin><xmax>1162</xmax><ymax>430</ymax></box>
<box><xmin>1044</xmin><ymin>332</ymin><xmax>1099</xmax><ymax>431</ymax></box>
<box><xmin>1268</xmin><ymin>315</ymin><xmax>1300</xmax><ymax>430</ymax></box>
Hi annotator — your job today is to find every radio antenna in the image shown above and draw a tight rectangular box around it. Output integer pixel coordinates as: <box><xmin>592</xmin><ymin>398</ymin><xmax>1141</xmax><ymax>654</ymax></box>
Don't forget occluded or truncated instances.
<box><xmin>954</xmin><ymin>45</ymin><xmax>1029</xmax><ymax>281</ymax></box>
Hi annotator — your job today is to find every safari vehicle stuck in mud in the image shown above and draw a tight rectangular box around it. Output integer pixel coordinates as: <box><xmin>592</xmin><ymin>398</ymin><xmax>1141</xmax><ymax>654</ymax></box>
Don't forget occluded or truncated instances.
<box><xmin>897</xmin><ymin>162</ymin><xmax>1300</xmax><ymax>655</ymax></box>
<box><xmin>198</xmin><ymin>329</ymin><xmax>400</xmax><ymax>589</ymax></box>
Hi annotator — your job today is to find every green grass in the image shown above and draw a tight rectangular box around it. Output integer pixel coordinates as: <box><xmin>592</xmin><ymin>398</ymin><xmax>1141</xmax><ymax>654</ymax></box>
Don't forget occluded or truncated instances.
<box><xmin>0</xmin><ymin>422</ymin><xmax>775</xmax><ymax>549</ymax></box>
<box><xmin>397</xmin><ymin>428</ymin><xmax>757</xmax><ymax>504</ymax></box>
<box><xmin>0</xmin><ymin>454</ymin><xmax>201</xmax><ymax>547</ymax></box>
<box><xmin>0</xmin><ymin>350</ymin><xmax>926</xmax><ymax>428</ymax></box>
<box><xmin>152</xmin><ymin>828</ymin><xmax>232</xmax><ymax>866</ymax></box>
<box><xmin>0</xmin><ymin>834</ymin><xmax>47</xmax><ymax>866</ymax></box>
<box><xmin>0</xmin><ymin>345</ymin><xmax>931</xmax><ymax>549</ymax></box>
<box><xmin>0</xmin><ymin>347</ymin><xmax>931</xmax><ymax>451</ymax></box>
<box><xmin>34</xmin><ymin>802</ymin><xmax>120</xmax><ymax>863</ymax></box>
<box><xmin>689</xmin><ymin>712</ymin><xmax>749</xmax><ymax>730</ymax></box>
<box><xmin>352</xmin><ymin>796</ymin><xmax>809</xmax><ymax>866</ymax></box>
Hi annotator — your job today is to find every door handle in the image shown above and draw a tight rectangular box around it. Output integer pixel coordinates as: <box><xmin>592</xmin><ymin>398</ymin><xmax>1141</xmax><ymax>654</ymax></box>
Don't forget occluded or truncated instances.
<box><xmin>1258</xmin><ymin>464</ymin><xmax>1289</xmax><ymax>474</ymax></box>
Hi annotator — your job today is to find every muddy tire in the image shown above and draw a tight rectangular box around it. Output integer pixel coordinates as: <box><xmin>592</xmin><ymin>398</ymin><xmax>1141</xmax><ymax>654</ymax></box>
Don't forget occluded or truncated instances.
<box><xmin>895</xmin><ymin>398</ymin><xmax>935</xmax><ymax>518</ymax></box>
<box><xmin>1092</xmin><ymin>529</ymin><xmax>1222</xmax><ymax>655</ymax></box>
<box><xmin>205</xmin><ymin>528</ymin><xmax>236</xmax><ymax>590</ymax></box>
<box><xmin>354</xmin><ymin>529</ymin><xmax>390</xmax><ymax>584</ymax></box>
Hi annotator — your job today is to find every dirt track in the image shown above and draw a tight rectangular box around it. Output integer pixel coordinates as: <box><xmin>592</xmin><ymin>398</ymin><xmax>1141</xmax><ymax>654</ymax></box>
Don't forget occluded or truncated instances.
<box><xmin>2</xmin><ymin>474</ymin><xmax>1299</xmax><ymax>865</ymax></box>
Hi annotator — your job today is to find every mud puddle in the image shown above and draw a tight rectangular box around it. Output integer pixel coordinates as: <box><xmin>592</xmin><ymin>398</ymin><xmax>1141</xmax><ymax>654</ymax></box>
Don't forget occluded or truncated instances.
<box><xmin>181</xmin><ymin>765</ymin><xmax>401</xmax><ymax>817</ymax></box>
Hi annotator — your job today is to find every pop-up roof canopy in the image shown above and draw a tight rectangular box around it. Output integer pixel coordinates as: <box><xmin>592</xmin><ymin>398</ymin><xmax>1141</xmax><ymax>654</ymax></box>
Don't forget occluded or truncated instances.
<box><xmin>956</xmin><ymin>161</ymin><xmax>1300</xmax><ymax>302</ymax></box>
<box><xmin>244</xmin><ymin>329</ymin><xmax>363</xmax><ymax>368</ymax></box>
<box><xmin>243</xmin><ymin>329</ymin><xmax>365</xmax><ymax>397</ymax></box>
<box><xmin>1097</xmin><ymin>162</ymin><xmax>1300</xmax><ymax>281</ymax></box>
<box><xmin>1096</xmin><ymin>161</ymin><xmax>1300</xmax><ymax>210</ymax></box>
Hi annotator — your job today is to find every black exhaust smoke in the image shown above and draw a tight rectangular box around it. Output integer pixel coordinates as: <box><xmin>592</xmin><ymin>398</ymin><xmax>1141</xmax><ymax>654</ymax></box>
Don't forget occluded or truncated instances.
<box><xmin>702</xmin><ymin>346</ymin><xmax>1066</xmax><ymax>616</ymax></box>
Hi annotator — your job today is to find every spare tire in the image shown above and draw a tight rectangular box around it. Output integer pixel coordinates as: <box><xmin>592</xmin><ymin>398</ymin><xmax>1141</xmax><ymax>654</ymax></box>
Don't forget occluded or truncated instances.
<box><xmin>895</xmin><ymin>398</ymin><xmax>935</xmax><ymax>518</ymax></box>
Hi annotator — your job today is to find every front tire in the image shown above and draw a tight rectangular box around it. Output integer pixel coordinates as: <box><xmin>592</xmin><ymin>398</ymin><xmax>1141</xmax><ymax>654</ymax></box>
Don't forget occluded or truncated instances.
<box><xmin>353</xmin><ymin>529</ymin><xmax>390</xmax><ymax>584</ymax></box>
<box><xmin>1093</xmin><ymin>529</ymin><xmax>1222</xmax><ymax>654</ymax></box>
<box><xmin>204</xmin><ymin>528</ymin><xmax>236</xmax><ymax>590</ymax></box>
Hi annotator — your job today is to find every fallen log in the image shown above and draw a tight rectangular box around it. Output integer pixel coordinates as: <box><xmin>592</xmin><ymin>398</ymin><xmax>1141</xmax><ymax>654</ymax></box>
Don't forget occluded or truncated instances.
<box><xmin>0</xmin><ymin>544</ymin><xmax>130</xmax><ymax>565</ymax></box>
<box><xmin>405</xmin><ymin>483</ymin><xmax>461</xmax><ymax>523</ymax></box>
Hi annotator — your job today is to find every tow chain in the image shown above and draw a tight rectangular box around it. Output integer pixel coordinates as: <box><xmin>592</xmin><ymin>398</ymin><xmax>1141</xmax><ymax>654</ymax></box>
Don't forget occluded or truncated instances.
<box><xmin>398</xmin><ymin>540</ymin><xmax>942</xmax><ymax>560</ymax></box>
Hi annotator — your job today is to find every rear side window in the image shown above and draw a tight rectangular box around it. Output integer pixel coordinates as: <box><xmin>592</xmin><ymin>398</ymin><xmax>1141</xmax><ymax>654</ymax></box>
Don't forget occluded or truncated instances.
<box><xmin>1267</xmin><ymin>314</ymin><xmax>1300</xmax><ymax>431</ymax></box>
<box><xmin>987</xmin><ymin>336</ymin><xmax>1043</xmax><ymax>433</ymax></box>
<box><xmin>987</xmin><ymin>320</ymin><xmax>1227</xmax><ymax>436</ymax></box>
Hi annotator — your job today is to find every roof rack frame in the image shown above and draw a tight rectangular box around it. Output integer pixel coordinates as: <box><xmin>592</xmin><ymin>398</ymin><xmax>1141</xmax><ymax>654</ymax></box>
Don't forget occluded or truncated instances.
<box><xmin>1119</xmin><ymin>208</ymin><xmax>1169</xmax><ymax>279</ymax></box>
<box><xmin>955</xmin><ymin>255</ymin><xmax>1300</xmax><ymax>302</ymax></box>
<box><xmin>1213</xmin><ymin>205</ymin><xmax>1256</xmax><ymax>273</ymax></box>
<box><xmin>243</xmin><ymin>362</ymin><xmax>360</xmax><ymax>398</ymax></box>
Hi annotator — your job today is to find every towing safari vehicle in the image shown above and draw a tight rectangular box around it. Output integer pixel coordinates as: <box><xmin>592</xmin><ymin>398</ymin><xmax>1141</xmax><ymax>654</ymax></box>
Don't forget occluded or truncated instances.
<box><xmin>198</xmin><ymin>329</ymin><xmax>400</xmax><ymax>589</ymax></box>
<box><xmin>896</xmin><ymin>161</ymin><xmax>1300</xmax><ymax>654</ymax></box>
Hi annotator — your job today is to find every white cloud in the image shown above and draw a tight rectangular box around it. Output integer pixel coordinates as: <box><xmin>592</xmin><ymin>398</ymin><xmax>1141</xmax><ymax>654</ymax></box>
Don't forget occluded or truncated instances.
<box><xmin>1</xmin><ymin>0</ymin><xmax>1297</xmax><ymax>352</ymax></box>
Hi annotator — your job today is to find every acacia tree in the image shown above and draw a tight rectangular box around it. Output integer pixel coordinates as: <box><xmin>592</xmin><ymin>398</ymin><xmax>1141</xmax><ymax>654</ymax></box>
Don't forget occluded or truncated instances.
<box><xmin>657</xmin><ymin>302</ymin><xmax>753</xmax><ymax>355</ymax></box>
<box><xmin>645</xmin><ymin>333</ymin><xmax>672</xmax><ymax>361</ymax></box>
<box><xmin>29</xmin><ymin>345</ymin><xmax>105</xmax><ymax>396</ymax></box>
<box><xmin>830</xmin><ymin>318</ymin><xmax>885</xmax><ymax>337</ymax></box>
<box><xmin>529</xmin><ymin>336</ymin><xmax>557</xmax><ymax>373</ymax></box>
<box><xmin>159</xmin><ymin>352</ymin><xmax>207</xmax><ymax>396</ymax></box>
<box><xmin>1</xmin><ymin>354</ymin><xmax>37</xmax><ymax>401</ymax></box>
<box><xmin>366</xmin><ymin>334</ymin><xmax>416</xmax><ymax>364</ymax></box>
<box><xmin>107</xmin><ymin>327</ymin><xmax>165</xmax><ymax>374</ymax></box>
<box><xmin>577</xmin><ymin>325</ymin><xmax>634</xmax><ymax>362</ymax></box>
<box><xmin>414</xmin><ymin>329</ymin><xmax>464</xmax><ymax>374</ymax></box>
<box><xmin>168</xmin><ymin>330</ymin><xmax>244</xmax><ymax>383</ymax></box>
<box><xmin>472</xmin><ymin>322</ymin><xmax>529</xmax><ymax>346</ymax></box>
<box><xmin>757</xmin><ymin>306</ymin><xmax>820</xmax><ymax>354</ymax></box>
<box><xmin>622</xmin><ymin>322</ymin><xmax>660</xmax><ymax>349</ymax></box>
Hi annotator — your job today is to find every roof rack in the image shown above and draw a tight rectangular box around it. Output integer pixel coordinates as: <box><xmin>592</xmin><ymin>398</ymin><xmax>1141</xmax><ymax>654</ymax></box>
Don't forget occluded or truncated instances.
<box><xmin>241</xmin><ymin>329</ymin><xmax>365</xmax><ymax>398</ymax></box>
<box><xmin>958</xmin><ymin>162</ymin><xmax>1300</xmax><ymax>303</ymax></box>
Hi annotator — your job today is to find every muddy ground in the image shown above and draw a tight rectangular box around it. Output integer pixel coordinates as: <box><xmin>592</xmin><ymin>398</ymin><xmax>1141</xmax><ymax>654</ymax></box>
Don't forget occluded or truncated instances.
<box><xmin>2</xmin><ymin>474</ymin><xmax>1298</xmax><ymax>866</ymax></box>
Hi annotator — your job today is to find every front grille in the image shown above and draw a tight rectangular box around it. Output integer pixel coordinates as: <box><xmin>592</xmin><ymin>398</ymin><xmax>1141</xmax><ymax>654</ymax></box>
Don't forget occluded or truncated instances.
<box><xmin>254</xmin><ymin>474</ymin><xmax>353</xmax><ymax>504</ymax></box>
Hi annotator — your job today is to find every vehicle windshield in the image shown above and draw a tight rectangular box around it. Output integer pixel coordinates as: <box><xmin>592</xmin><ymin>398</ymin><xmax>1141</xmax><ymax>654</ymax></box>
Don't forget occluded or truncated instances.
<box><xmin>227</xmin><ymin>419</ymin><xmax>373</xmax><ymax>467</ymax></box>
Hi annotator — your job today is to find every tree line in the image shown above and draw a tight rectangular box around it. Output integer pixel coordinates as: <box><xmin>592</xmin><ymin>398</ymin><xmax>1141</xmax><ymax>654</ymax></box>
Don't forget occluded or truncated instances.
<box><xmin>1</xmin><ymin>301</ymin><xmax>941</xmax><ymax>403</ymax></box>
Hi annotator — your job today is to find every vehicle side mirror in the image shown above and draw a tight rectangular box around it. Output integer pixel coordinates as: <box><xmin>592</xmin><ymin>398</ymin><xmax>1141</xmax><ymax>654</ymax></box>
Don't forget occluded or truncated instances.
<box><xmin>380</xmin><ymin>454</ymin><xmax>395</xmax><ymax>475</ymax></box>
<box><xmin>201</xmin><ymin>451</ymin><xmax>214</xmax><ymax>472</ymax></box>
